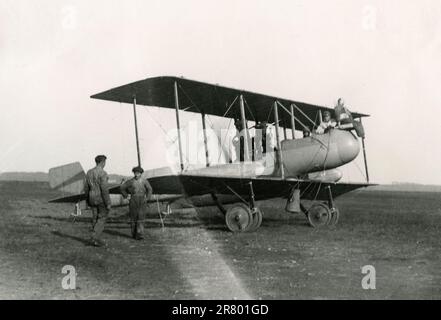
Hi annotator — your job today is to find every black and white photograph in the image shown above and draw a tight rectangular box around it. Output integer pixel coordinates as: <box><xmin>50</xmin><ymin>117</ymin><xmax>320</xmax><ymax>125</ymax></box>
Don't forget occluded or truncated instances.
<box><xmin>1</xmin><ymin>0</ymin><xmax>440</xmax><ymax>305</ymax></box>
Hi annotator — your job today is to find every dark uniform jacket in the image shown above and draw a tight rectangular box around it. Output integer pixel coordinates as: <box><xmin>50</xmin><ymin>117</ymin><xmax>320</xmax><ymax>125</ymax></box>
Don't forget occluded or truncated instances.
<box><xmin>84</xmin><ymin>166</ymin><xmax>111</xmax><ymax>207</ymax></box>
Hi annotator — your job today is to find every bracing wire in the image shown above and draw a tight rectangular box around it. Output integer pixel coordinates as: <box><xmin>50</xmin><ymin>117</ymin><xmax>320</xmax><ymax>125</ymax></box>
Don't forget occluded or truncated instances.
<box><xmin>242</xmin><ymin>96</ymin><xmax>256</xmax><ymax>122</ymax></box>
<box><xmin>218</xmin><ymin>117</ymin><xmax>233</xmax><ymax>163</ymax></box>
<box><xmin>224</xmin><ymin>183</ymin><xmax>250</xmax><ymax>206</ymax></box>
<box><xmin>178</xmin><ymin>84</ymin><xmax>241</xmax><ymax>165</ymax></box>
<box><xmin>143</xmin><ymin>106</ymin><xmax>192</xmax><ymax>170</ymax></box>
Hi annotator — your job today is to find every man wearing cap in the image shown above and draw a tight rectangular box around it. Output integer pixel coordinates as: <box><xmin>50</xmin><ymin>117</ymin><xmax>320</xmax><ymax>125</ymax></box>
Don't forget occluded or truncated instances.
<box><xmin>84</xmin><ymin>155</ymin><xmax>111</xmax><ymax>247</ymax></box>
<box><xmin>316</xmin><ymin>110</ymin><xmax>336</xmax><ymax>134</ymax></box>
<box><xmin>303</xmin><ymin>128</ymin><xmax>311</xmax><ymax>138</ymax></box>
<box><xmin>120</xmin><ymin>166</ymin><xmax>153</xmax><ymax>240</ymax></box>
<box><xmin>334</xmin><ymin>98</ymin><xmax>353</xmax><ymax>127</ymax></box>
<box><xmin>333</xmin><ymin>98</ymin><xmax>366</xmax><ymax>137</ymax></box>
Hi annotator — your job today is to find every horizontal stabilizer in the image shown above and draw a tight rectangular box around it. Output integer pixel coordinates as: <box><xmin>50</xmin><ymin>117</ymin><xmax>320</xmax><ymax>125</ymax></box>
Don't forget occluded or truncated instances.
<box><xmin>49</xmin><ymin>193</ymin><xmax>86</xmax><ymax>203</ymax></box>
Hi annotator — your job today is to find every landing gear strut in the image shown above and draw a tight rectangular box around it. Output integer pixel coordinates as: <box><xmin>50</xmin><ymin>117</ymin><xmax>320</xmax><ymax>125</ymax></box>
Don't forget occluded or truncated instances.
<box><xmin>211</xmin><ymin>193</ymin><xmax>226</xmax><ymax>215</ymax></box>
<box><xmin>326</xmin><ymin>185</ymin><xmax>340</xmax><ymax>226</ymax></box>
<box><xmin>224</xmin><ymin>181</ymin><xmax>263</xmax><ymax>233</ymax></box>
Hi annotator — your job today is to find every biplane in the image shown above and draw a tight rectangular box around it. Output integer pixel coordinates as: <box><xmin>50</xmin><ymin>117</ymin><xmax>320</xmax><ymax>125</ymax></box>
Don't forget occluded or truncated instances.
<box><xmin>49</xmin><ymin>76</ymin><xmax>373</xmax><ymax>232</ymax></box>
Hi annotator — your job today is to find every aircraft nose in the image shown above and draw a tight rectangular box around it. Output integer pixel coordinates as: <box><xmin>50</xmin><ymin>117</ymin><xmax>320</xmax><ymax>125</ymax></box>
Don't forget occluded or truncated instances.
<box><xmin>334</xmin><ymin>130</ymin><xmax>360</xmax><ymax>163</ymax></box>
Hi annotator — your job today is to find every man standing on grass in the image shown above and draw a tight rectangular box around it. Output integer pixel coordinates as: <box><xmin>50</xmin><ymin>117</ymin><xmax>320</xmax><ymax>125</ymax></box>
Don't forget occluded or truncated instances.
<box><xmin>84</xmin><ymin>155</ymin><xmax>111</xmax><ymax>247</ymax></box>
<box><xmin>120</xmin><ymin>166</ymin><xmax>153</xmax><ymax>240</ymax></box>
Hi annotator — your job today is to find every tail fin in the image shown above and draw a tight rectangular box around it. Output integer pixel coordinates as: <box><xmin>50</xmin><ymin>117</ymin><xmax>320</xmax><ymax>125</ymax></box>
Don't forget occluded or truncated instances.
<box><xmin>48</xmin><ymin>162</ymin><xmax>86</xmax><ymax>195</ymax></box>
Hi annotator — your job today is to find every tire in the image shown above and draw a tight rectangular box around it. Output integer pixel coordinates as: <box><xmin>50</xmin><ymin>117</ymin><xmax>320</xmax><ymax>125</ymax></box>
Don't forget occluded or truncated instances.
<box><xmin>306</xmin><ymin>202</ymin><xmax>332</xmax><ymax>228</ymax></box>
<box><xmin>247</xmin><ymin>208</ymin><xmax>263</xmax><ymax>232</ymax></box>
<box><xmin>225</xmin><ymin>204</ymin><xmax>253</xmax><ymax>232</ymax></box>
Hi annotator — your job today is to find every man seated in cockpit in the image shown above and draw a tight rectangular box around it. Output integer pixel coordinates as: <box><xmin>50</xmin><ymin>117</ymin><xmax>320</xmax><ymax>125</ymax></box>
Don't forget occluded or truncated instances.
<box><xmin>303</xmin><ymin>128</ymin><xmax>311</xmax><ymax>138</ymax></box>
<box><xmin>316</xmin><ymin>110</ymin><xmax>336</xmax><ymax>134</ymax></box>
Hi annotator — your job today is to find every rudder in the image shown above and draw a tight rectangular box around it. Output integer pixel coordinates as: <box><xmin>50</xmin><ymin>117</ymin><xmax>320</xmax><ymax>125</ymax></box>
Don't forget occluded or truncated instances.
<box><xmin>48</xmin><ymin>162</ymin><xmax>85</xmax><ymax>195</ymax></box>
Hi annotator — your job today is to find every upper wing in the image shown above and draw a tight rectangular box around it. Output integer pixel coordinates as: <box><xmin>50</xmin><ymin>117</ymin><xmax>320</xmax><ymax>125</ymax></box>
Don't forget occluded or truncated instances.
<box><xmin>90</xmin><ymin>76</ymin><xmax>369</xmax><ymax>130</ymax></box>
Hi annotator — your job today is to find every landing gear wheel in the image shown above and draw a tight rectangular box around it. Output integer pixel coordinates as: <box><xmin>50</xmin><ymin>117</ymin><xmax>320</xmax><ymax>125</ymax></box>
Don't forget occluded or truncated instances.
<box><xmin>247</xmin><ymin>208</ymin><xmax>263</xmax><ymax>232</ymax></box>
<box><xmin>329</xmin><ymin>208</ymin><xmax>340</xmax><ymax>226</ymax></box>
<box><xmin>225</xmin><ymin>204</ymin><xmax>252</xmax><ymax>232</ymax></box>
<box><xmin>306</xmin><ymin>203</ymin><xmax>332</xmax><ymax>228</ymax></box>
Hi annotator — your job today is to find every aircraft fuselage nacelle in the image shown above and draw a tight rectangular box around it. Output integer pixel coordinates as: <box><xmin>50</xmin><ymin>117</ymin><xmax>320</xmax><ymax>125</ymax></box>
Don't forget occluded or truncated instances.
<box><xmin>281</xmin><ymin>129</ymin><xmax>360</xmax><ymax>177</ymax></box>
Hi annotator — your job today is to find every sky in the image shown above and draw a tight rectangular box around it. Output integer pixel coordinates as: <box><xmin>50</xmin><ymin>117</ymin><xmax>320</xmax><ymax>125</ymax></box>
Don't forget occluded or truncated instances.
<box><xmin>1</xmin><ymin>0</ymin><xmax>441</xmax><ymax>184</ymax></box>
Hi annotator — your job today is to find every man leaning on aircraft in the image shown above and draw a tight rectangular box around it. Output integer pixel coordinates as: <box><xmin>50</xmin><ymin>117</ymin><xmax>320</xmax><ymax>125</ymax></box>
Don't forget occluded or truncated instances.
<box><xmin>84</xmin><ymin>155</ymin><xmax>112</xmax><ymax>247</ymax></box>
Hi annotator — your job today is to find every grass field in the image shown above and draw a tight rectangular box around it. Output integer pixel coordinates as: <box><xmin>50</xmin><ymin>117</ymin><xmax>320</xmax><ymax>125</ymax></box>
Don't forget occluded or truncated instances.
<box><xmin>0</xmin><ymin>181</ymin><xmax>440</xmax><ymax>299</ymax></box>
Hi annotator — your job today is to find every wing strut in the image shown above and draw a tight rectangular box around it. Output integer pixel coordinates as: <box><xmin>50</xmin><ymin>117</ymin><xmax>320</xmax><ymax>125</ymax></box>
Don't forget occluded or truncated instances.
<box><xmin>174</xmin><ymin>81</ymin><xmax>185</xmax><ymax>171</ymax></box>
<box><xmin>132</xmin><ymin>96</ymin><xmax>141</xmax><ymax>166</ymax></box>
<box><xmin>239</xmin><ymin>94</ymin><xmax>251</xmax><ymax>162</ymax></box>
<box><xmin>360</xmin><ymin>118</ymin><xmax>370</xmax><ymax>183</ymax></box>
<box><xmin>274</xmin><ymin>101</ymin><xmax>285</xmax><ymax>178</ymax></box>
<box><xmin>290</xmin><ymin>104</ymin><xmax>296</xmax><ymax>139</ymax></box>
<box><xmin>277</xmin><ymin>101</ymin><xmax>311</xmax><ymax>135</ymax></box>
<box><xmin>291</xmin><ymin>103</ymin><xmax>316</xmax><ymax>129</ymax></box>
<box><xmin>201</xmin><ymin>112</ymin><xmax>210</xmax><ymax>167</ymax></box>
